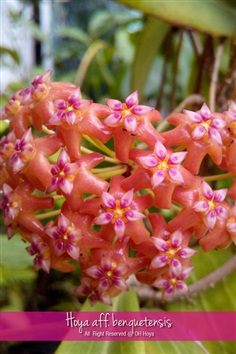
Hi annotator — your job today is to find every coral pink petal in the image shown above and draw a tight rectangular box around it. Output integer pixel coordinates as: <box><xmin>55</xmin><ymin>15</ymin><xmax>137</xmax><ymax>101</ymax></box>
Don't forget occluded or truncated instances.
<box><xmin>170</xmin><ymin>230</ymin><xmax>182</xmax><ymax>248</ymax></box>
<box><xmin>66</xmin><ymin>244</ymin><xmax>80</xmax><ymax>260</ymax></box>
<box><xmin>120</xmin><ymin>189</ymin><xmax>134</xmax><ymax>208</ymax></box>
<box><xmin>192</xmin><ymin>125</ymin><xmax>206</xmax><ymax>140</ymax></box>
<box><xmin>124</xmin><ymin>210</ymin><xmax>145</xmax><ymax>221</ymax></box>
<box><xmin>125</xmin><ymin>91</ymin><xmax>138</xmax><ymax>108</ymax></box>
<box><xmin>112</xmin><ymin>278</ymin><xmax>128</xmax><ymax>291</ymax></box>
<box><xmin>131</xmin><ymin>105</ymin><xmax>153</xmax><ymax>115</ymax></box>
<box><xmin>176</xmin><ymin>281</ymin><xmax>189</xmax><ymax>293</ymax></box>
<box><xmin>54</xmin><ymin>99</ymin><xmax>67</xmax><ymax>110</ymax></box>
<box><xmin>101</xmin><ymin>191</ymin><xmax>116</xmax><ymax>208</ymax></box>
<box><xmin>202</xmin><ymin>181</ymin><xmax>213</xmax><ymax>200</ymax></box>
<box><xmin>170</xmin><ymin>258</ymin><xmax>182</xmax><ymax>276</ymax></box>
<box><xmin>177</xmin><ymin>247</ymin><xmax>197</xmax><ymax>258</ymax></box>
<box><xmin>124</xmin><ymin>115</ymin><xmax>137</xmax><ymax>133</ymax></box>
<box><xmin>168</xmin><ymin>168</ymin><xmax>184</xmax><ymax>184</ymax></box>
<box><xmin>60</xmin><ymin>178</ymin><xmax>73</xmax><ymax>195</ymax></box>
<box><xmin>138</xmin><ymin>155</ymin><xmax>158</xmax><ymax>169</ymax></box>
<box><xmin>105</xmin><ymin>98</ymin><xmax>123</xmax><ymax>111</ymax></box>
<box><xmin>93</xmin><ymin>212</ymin><xmax>113</xmax><ymax>225</ymax></box>
<box><xmin>86</xmin><ymin>266</ymin><xmax>103</xmax><ymax>279</ymax></box>
<box><xmin>179</xmin><ymin>266</ymin><xmax>194</xmax><ymax>280</ymax></box>
<box><xmin>152</xmin><ymin>237</ymin><xmax>168</xmax><ymax>252</ymax></box>
<box><xmin>208</xmin><ymin>127</ymin><xmax>222</xmax><ymax>145</ymax></box>
<box><xmin>215</xmin><ymin>205</ymin><xmax>229</xmax><ymax>219</ymax></box>
<box><xmin>213</xmin><ymin>188</ymin><xmax>228</xmax><ymax>202</ymax></box>
<box><xmin>114</xmin><ymin>218</ymin><xmax>126</xmax><ymax>239</ymax></box>
<box><xmin>205</xmin><ymin>210</ymin><xmax>217</xmax><ymax>230</ymax></box>
<box><xmin>154</xmin><ymin>140</ymin><xmax>167</xmax><ymax>160</ymax></box>
<box><xmin>150</xmin><ymin>255</ymin><xmax>168</xmax><ymax>269</ymax></box>
<box><xmin>151</xmin><ymin>170</ymin><xmax>165</xmax><ymax>188</ymax></box>
<box><xmin>193</xmin><ymin>200</ymin><xmax>209</xmax><ymax>212</ymax></box>
<box><xmin>103</xmin><ymin>112</ymin><xmax>122</xmax><ymax>127</ymax></box>
<box><xmin>152</xmin><ymin>278</ymin><xmax>169</xmax><ymax>289</ymax></box>
<box><xmin>210</xmin><ymin>118</ymin><xmax>226</xmax><ymax>129</ymax></box>
<box><xmin>168</xmin><ymin>151</ymin><xmax>187</xmax><ymax>164</ymax></box>
<box><xmin>200</xmin><ymin>103</ymin><xmax>212</xmax><ymax>120</ymax></box>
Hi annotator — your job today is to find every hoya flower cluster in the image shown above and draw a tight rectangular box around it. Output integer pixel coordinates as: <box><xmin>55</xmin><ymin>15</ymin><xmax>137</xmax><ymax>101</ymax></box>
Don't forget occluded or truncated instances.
<box><xmin>0</xmin><ymin>70</ymin><xmax>235</xmax><ymax>304</ymax></box>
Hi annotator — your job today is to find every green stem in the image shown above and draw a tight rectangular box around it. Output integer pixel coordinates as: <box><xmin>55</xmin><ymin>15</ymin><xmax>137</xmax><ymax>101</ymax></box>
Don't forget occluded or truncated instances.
<box><xmin>95</xmin><ymin>168</ymin><xmax>127</xmax><ymax>180</ymax></box>
<box><xmin>81</xmin><ymin>146</ymin><xmax>119</xmax><ymax>164</ymax></box>
<box><xmin>53</xmin><ymin>195</ymin><xmax>65</xmax><ymax>201</ymax></box>
<box><xmin>42</xmin><ymin>125</ymin><xmax>55</xmax><ymax>135</ymax></box>
<box><xmin>92</xmin><ymin>165</ymin><xmax>124</xmax><ymax>173</ymax></box>
<box><xmin>171</xmin><ymin>203</ymin><xmax>182</xmax><ymax>212</ymax></box>
<box><xmin>35</xmin><ymin>209</ymin><xmax>61</xmax><ymax>220</ymax></box>
<box><xmin>83</xmin><ymin>135</ymin><xmax>116</xmax><ymax>158</ymax></box>
<box><xmin>203</xmin><ymin>172</ymin><xmax>234</xmax><ymax>182</ymax></box>
<box><xmin>75</xmin><ymin>40</ymin><xmax>107</xmax><ymax>87</ymax></box>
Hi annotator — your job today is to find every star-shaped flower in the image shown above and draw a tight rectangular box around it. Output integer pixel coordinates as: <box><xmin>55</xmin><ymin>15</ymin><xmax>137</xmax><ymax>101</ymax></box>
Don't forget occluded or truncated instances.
<box><xmin>193</xmin><ymin>180</ymin><xmax>229</xmax><ymax>230</ymax></box>
<box><xmin>93</xmin><ymin>189</ymin><xmax>145</xmax><ymax>239</ymax></box>
<box><xmin>45</xmin><ymin>213</ymin><xmax>81</xmax><ymax>260</ymax></box>
<box><xmin>150</xmin><ymin>230</ymin><xmax>197</xmax><ymax>275</ymax></box>
<box><xmin>161</xmin><ymin>103</ymin><xmax>228</xmax><ymax>173</ymax></box>
<box><xmin>46</xmin><ymin>148</ymin><xmax>78</xmax><ymax>195</ymax></box>
<box><xmin>102</xmin><ymin>91</ymin><xmax>163</xmax><ymax>162</ymax></box>
<box><xmin>26</xmin><ymin>234</ymin><xmax>50</xmax><ymax>273</ymax></box>
<box><xmin>153</xmin><ymin>266</ymin><xmax>193</xmax><ymax>301</ymax></box>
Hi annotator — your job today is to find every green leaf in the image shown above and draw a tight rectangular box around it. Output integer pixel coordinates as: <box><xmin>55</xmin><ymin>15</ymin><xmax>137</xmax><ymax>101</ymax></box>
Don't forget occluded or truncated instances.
<box><xmin>131</xmin><ymin>17</ymin><xmax>170</xmax><ymax>99</ymax></box>
<box><xmin>116</xmin><ymin>0</ymin><xmax>236</xmax><ymax>38</ymax></box>
<box><xmin>55</xmin><ymin>288</ymin><xmax>145</xmax><ymax>354</ymax></box>
<box><xmin>0</xmin><ymin>265</ymin><xmax>35</xmax><ymax>285</ymax></box>
<box><xmin>145</xmin><ymin>340</ymin><xmax>209</xmax><ymax>354</ymax></box>
<box><xmin>0</xmin><ymin>46</ymin><xmax>20</xmax><ymax>64</ymax></box>
<box><xmin>19</xmin><ymin>20</ymin><xmax>48</xmax><ymax>43</ymax></box>
<box><xmin>57</xmin><ymin>27</ymin><xmax>91</xmax><ymax>46</ymax></box>
<box><xmin>0</xmin><ymin>233</ymin><xmax>32</xmax><ymax>268</ymax></box>
<box><xmin>88</xmin><ymin>10</ymin><xmax>140</xmax><ymax>39</ymax></box>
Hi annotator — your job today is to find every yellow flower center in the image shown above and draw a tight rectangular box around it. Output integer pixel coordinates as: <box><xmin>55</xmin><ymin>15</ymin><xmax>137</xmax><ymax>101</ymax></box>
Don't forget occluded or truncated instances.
<box><xmin>62</xmin><ymin>226</ymin><xmax>75</xmax><ymax>242</ymax></box>
<box><xmin>228</xmin><ymin>121</ymin><xmax>236</xmax><ymax>137</ymax></box>
<box><xmin>106</xmin><ymin>200</ymin><xmax>131</xmax><ymax>224</ymax></box>
<box><xmin>118</xmin><ymin>104</ymin><xmax>138</xmax><ymax>127</ymax></box>
<box><xmin>106</xmin><ymin>262</ymin><xmax>117</xmax><ymax>278</ymax></box>
<box><xmin>151</xmin><ymin>155</ymin><xmax>175</xmax><ymax>177</ymax></box>
<box><xmin>160</xmin><ymin>240</ymin><xmax>181</xmax><ymax>263</ymax></box>
<box><xmin>199</xmin><ymin>196</ymin><xmax>219</xmax><ymax>215</ymax></box>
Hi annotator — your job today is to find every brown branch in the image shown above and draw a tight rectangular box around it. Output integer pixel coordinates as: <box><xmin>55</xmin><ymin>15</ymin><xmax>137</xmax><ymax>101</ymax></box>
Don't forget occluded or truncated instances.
<box><xmin>209</xmin><ymin>40</ymin><xmax>225</xmax><ymax>111</ymax></box>
<box><xmin>155</xmin><ymin>28</ymin><xmax>174</xmax><ymax>110</ymax></box>
<box><xmin>130</xmin><ymin>254</ymin><xmax>236</xmax><ymax>304</ymax></box>
<box><xmin>170</xmin><ymin>30</ymin><xmax>184</xmax><ymax>111</ymax></box>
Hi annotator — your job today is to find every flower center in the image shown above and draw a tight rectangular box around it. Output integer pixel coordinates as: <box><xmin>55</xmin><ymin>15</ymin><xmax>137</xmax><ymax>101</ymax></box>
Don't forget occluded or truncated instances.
<box><xmin>106</xmin><ymin>200</ymin><xmax>131</xmax><ymax>224</ymax></box>
<box><xmin>119</xmin><ymin>104</ymin><xmax>138</xmax><ymax>126</ymax></box>
<box><xmin>200</xmin><ymin>196</ymin><xmax>219</xmax><ymax>214</ymax></box>
<box><xmin>151</xmin><ymin>155</ymin><xmax>174</xmax><ymax>176</ymax></box>
<box><xmin>106</xmin><ymin>262</ymin><xmax>116</xmax><ymax>277</ymax></box>
<box><xmin>169</xmin><ymin>277</ymin><xmax>177</xmax><ymax>286</ymax></box>
<box><xmin>228</xmin><ymin>121</ymin><xmax>236</xmax><ymax>137</ymax></box>
<box><xmin>33</xmin><ymin>83</ymin><xmax>49</xmax><ymax>102</ymax></box>
<box><xmin>54</xmin><ymin>168</ymin><xmax>74</xmax><ymax>182</ymax></box>
<box><xmin>9</xmin><ymin>201</ymin><xmax>18</xmax><ymax>208</ymax></box>
<box><xmin>161</xmin><ymin>240</ymin><xmax>181</xmax><ymax>262</ymax></box>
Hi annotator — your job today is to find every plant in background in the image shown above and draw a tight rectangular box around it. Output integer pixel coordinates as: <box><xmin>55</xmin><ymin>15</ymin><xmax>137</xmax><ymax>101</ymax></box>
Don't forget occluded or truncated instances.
<box><xmin>0</xmin><ymin>69</ymin><xmax>235</xmax><ymax>307</ymax></box>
